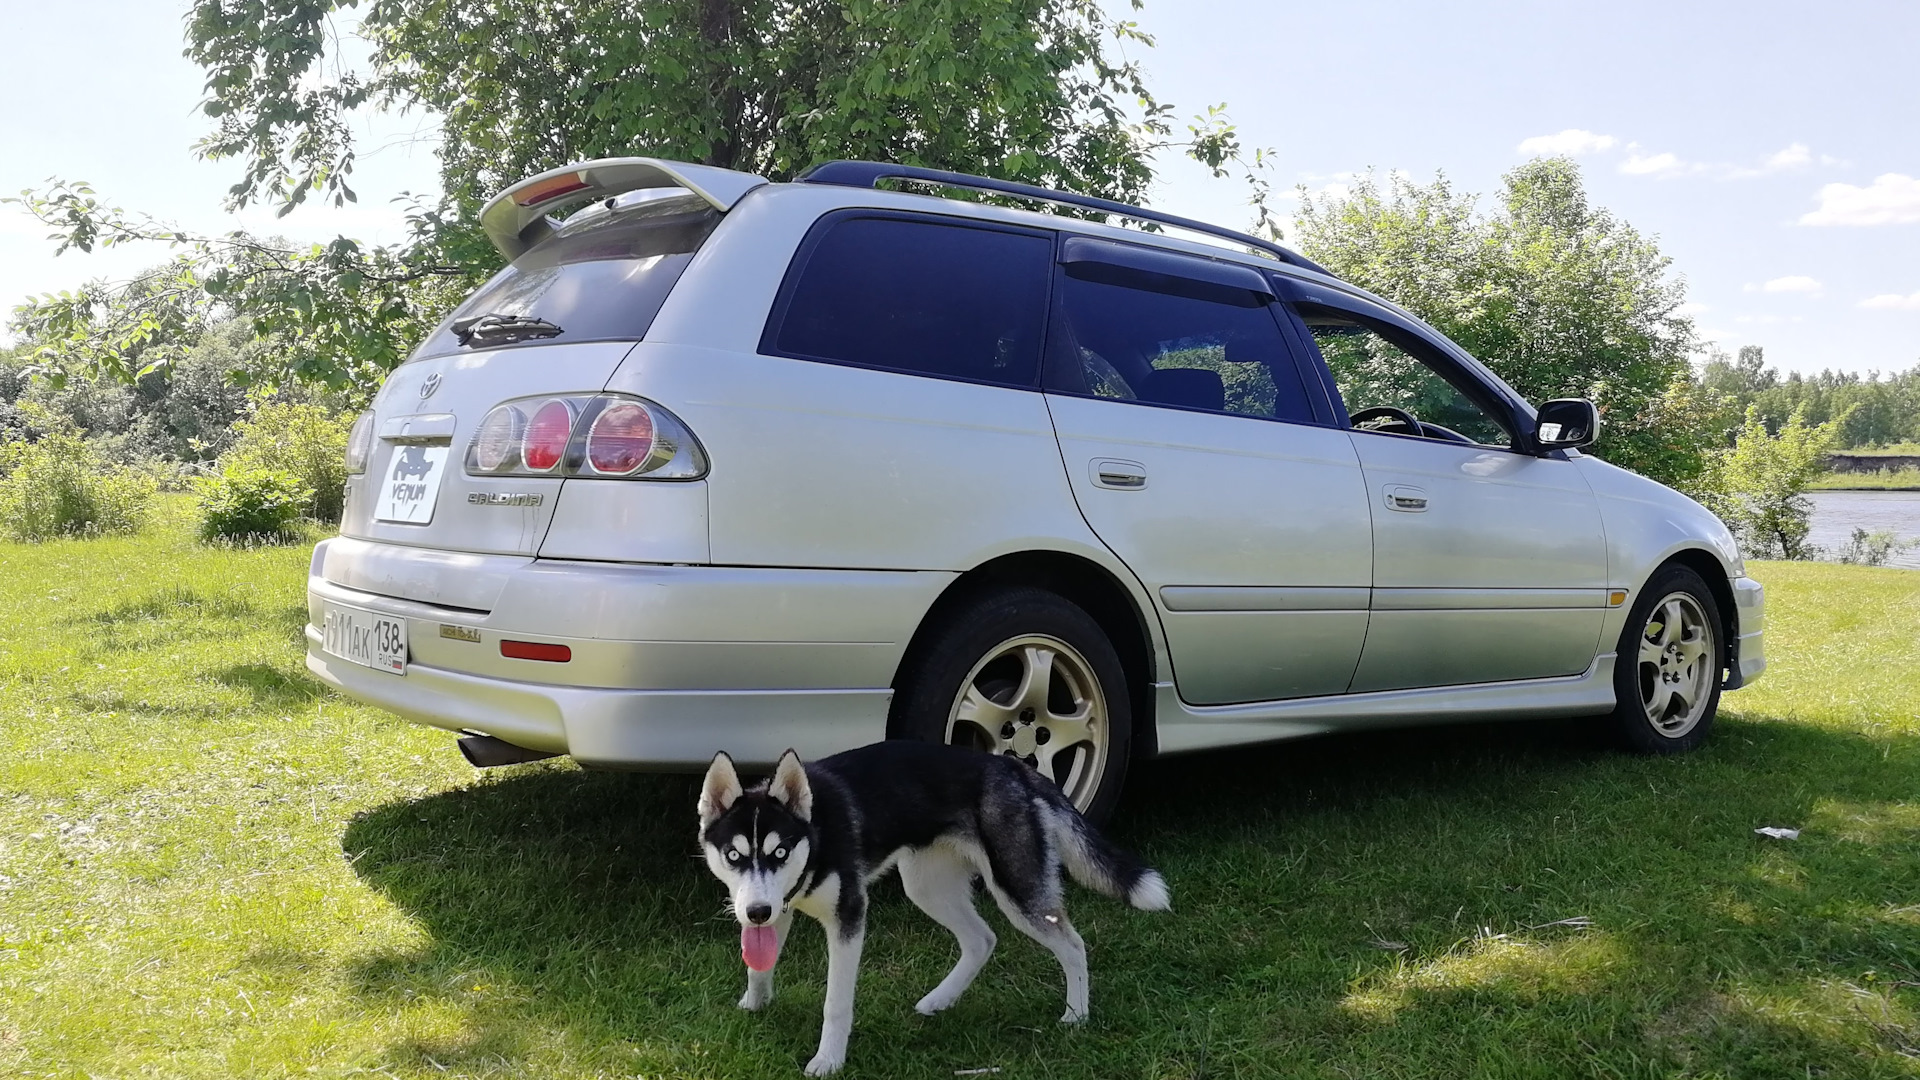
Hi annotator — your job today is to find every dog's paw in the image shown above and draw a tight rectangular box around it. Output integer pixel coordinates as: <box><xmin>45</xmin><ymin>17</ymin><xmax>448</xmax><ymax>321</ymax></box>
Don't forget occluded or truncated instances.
<box><xmin>738</xmin><ymin>986</ymin><xmax>772</xmax><ymax>1011</ymax></box>
<box><xmin>803</xmin><ymin>1051</ymin><xmax>845</xmax><ymax>1076</ymax></box>
<box><xmin>915</xmin><ymin>987</ymin><xmax>961</xmax><ymax>1016</ymax></box>
<box><xmin>1059</xmin><ymin>1004</ymin><xmax>1089</xmax><ymax>1025</ymax></box>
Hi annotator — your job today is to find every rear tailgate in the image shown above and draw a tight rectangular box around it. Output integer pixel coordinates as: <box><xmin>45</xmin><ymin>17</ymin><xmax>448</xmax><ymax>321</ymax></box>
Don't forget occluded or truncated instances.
<box><xmin>344</xmin><ymin>341</ymin><xmax>643</xmax><ymax>557</ymax></box>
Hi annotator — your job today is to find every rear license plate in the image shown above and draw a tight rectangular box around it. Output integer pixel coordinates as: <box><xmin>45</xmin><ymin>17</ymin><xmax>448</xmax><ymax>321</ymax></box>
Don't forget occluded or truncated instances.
<box><xmin>320</xmin><ymin>602</ymin><xmax>408</xmax><ymax>675</ymax></box>
<box><xmin>375</xmin><ymin>445</ymin><xmax>450</xmax><ymax>524</ymax></box>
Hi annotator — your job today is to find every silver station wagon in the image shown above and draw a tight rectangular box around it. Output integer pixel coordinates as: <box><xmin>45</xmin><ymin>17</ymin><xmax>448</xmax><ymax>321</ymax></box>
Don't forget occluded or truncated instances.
<box><xmin>307</xmin><ymin>156</ymin><xmax>1765</xmax><ymax>820</ymax></box>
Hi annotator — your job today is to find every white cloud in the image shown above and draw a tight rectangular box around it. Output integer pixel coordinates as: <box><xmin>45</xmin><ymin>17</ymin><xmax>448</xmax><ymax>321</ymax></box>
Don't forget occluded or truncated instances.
<box><xmin>1800</xmin><ymin>173</ymin><xmax>1920</xmax><ymax>226</ymax></box>
<box><xmin>1516</xmin><ymin>129</ymin><xmax>1618</xmax><ymax>156</ymax></box>
<box><xmin>1620</xmin><ymin>151</ymin><xmax>1685</xmax><ymax>176</ymax></box>
<box><xmin>1743</xmin><ymin>276</ymin><xmax>1823</xmax><ymax>295</ymax></box>
<box><xmin>1763</xmin><ymin>143</ymin><xmax>1812</xmax><ymax>170</ymax></box>
<box><xmin>1859</xmin><ymin>291</ymin><xmax>1920</xmax><ymax>310</ymax></box>
<box><xmin>1675</xmin><ymin>302</ymin><xmax>1710</xmax><ymax>316</ymax></box>
<box><xmin>1734</xmin><ymin>314</ymin><xmax>1805</xmax><ymax>325</ymax></box>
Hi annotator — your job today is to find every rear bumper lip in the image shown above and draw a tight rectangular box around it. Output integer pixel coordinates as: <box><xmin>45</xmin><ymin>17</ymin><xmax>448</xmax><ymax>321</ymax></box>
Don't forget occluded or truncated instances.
<box><xmin>306</xmin><ymin>628</ymin><xmax>889</xmax><ymax>769</ymax></box>
<box><xmin>1726</xmin><ymin>575</ymin><xmax>1765</xmax><ymax>690</ymax></box>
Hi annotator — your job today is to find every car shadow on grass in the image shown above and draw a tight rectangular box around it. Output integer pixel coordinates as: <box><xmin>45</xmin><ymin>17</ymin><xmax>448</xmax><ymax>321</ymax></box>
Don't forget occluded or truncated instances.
<box><xmin>339</xmin><ymin>714</ymin><xmax>1920</xmax><ymax>1078</ymax></box>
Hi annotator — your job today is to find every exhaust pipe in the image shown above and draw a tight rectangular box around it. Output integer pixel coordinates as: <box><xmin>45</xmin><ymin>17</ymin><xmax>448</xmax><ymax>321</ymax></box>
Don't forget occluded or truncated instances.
<box><xmin>458</xmin><ymin>734</ymin><xmax>562</xmax><ymax>768</ymax></box>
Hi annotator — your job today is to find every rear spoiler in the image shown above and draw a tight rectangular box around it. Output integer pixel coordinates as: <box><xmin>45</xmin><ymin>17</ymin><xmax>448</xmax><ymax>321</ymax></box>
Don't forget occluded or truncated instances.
<box><xmin>479</xmin><ymin>157</ymin><xmax>769</xmax><ymax>260</ymax></box>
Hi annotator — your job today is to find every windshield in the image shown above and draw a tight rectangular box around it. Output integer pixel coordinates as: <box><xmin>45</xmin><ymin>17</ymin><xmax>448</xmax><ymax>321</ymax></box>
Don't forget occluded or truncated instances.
<box><xmin>411</xmin><ymin>193</ymin><xmax>719</xmax><ymax>360</ymax></box>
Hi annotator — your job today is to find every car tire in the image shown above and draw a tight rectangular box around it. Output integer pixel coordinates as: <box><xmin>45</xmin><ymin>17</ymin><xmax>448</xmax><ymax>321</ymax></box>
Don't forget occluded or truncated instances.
<box><xmin>889</xmin><ymin>587</ymin><xmax>1133</xmax><ymax>825</ymax></box>
<box><xmin>1605</xmin><ymin>564</ymin><xmax>1725</xmax><ymax>755</ymax></box>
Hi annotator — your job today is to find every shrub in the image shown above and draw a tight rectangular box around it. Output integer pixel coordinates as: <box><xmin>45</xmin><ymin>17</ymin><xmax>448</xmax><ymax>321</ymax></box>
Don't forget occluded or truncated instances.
<box><xmin>0</xmin><ymin>432</ymin><xmax>156</xmax><ymax>541</ymax></box>
<box><xmin>221</xmin><ymin>401</ymin><xmax>352</xmax><ymax>522</ymax></box>
<box><xmin>1701</xmin><ymin>405</ymin><xmax>1847</xmax><ymax>560</ymax></box>
<box><xmin>1836</xmin><ymin>527</ymin><xmax>1912</xmax><ymax>567</ymax></box>
<box><xmin>195</xmin><ymin>466</ymin><xmax>313</xmax><ymax>543</ymax></box>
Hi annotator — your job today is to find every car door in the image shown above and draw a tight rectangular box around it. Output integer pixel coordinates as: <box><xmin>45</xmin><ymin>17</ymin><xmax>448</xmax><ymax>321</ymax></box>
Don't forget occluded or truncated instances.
<box><xmin>1043</xmin><ymin>238</ymin><xmax>1374</xmax><ymax>704</ymax></box>
<box><xmin>1282</xmin><ymin>288</ymin><xmax>1609</xmax><ymax>692</ymax></box>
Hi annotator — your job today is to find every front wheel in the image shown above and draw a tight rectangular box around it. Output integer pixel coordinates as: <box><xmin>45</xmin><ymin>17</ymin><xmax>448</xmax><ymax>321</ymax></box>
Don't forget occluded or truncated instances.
<box><xmin>889</xmin><ymin>587</ymin><xmax>1132</xmax><ymax>824</ymax></box>
<box><xmin>1605</xmin><ymin>565</ymin><xmax>1724</xmax><ymax>754</ymax></box>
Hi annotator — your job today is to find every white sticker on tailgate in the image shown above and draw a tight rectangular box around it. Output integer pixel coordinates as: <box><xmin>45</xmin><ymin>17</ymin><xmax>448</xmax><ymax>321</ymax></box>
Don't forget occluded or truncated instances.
<box><xmin>375</xmin><ymin>445</ymin><xmax>449</xmax><ymax>524</ymax></box>
<box><xmin>320</xmin><ymin>602</ymin><xmax>408</xmax><ymax>675</ymax></box>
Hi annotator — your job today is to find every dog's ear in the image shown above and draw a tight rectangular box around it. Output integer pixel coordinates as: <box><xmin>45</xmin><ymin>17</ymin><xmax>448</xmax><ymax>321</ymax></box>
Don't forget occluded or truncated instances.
<box><xmin>767</xmin><ymin>749</ymin><xmax>812</xmax><ymax>819</ymax></box>
<box><xmin>699</xmin><ymin>752</ymin><xmax>742</xmax><ymax>825</ymax></box>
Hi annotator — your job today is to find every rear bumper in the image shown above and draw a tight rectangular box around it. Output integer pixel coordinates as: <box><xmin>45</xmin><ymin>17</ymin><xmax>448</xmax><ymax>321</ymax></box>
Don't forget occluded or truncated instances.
<box><xmin>304</xmin><ymin>538</ymin><xmax>953</xmax><ymax>767</ymax></box>
<box><xmin>1725</xmin><ymin>574</ymin><xmax>1765</xmax><ymax>690</ymax></box>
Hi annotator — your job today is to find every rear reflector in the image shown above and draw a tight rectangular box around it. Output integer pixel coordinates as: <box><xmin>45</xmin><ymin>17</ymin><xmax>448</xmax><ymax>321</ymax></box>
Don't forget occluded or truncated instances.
<box><xmin>500</xmin><ymin>640</ymin><xmax>572</xmax><ymax>663</ymax></box>
<box><xmin>513</xmin><ymin>173</ymin><xmax>591</xmax><ymax>206</ymax></box>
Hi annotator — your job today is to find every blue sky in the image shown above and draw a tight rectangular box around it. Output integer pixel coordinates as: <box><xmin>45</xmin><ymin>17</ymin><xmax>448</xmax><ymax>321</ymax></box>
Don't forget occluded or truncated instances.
<box><xmin>5</xmin><ymin>0</ymin><xmax>1916</xmax><ymax>377</ymax></box>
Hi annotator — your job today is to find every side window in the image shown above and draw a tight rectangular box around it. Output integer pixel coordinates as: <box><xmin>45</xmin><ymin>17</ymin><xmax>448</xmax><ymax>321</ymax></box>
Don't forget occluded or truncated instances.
<box><xmin>1050</xmin><ymin>263</ymin><xmax>1317</xmax><ymax>424</ymax></box>
<box><xmin>1297</xmin><ymin>306</ymin><xmax>1513</xmax><ymax>448</ymax></box>
<box><xmin>768</xmin><ymin>214</ymin><xmax>1051</xmax><ymax>387</ymax></box>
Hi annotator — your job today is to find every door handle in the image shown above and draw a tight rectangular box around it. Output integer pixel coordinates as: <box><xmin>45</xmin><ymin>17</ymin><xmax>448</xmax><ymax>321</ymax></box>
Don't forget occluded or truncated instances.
<box><xmin>1091</xmin><ymin>459</ymin><xmax>1148</xmax><ymax>490</ymax></box>
<box><xmin>1384</xmin><ymin>485</ymin><xmax>1429</xmax><ymax>512</ymax></box>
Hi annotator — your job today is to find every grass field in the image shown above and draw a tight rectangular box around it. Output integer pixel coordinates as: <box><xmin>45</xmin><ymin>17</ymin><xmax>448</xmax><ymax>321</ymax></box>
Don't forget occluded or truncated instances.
<box><xmin>3</xmin><ymin>501</ymin><xmax>1917</xmax><ymax>1079</ymax></box>
<box><xmin>1810</xmin><ymin>468</ymin><xmax>1920</xmax><ymax>491</ymax></box>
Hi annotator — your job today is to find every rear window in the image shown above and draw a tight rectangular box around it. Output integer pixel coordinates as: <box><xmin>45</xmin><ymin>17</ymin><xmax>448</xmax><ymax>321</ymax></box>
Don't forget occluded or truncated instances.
<box><xmin>764</xmin><ymin>213</ymin><xmax>1051</xmax><ymax>387</ymax></box>
<box><xmin>411</xmin><ymin>193</ymin><xmax>719</xmax><ymax>360</ymax></box>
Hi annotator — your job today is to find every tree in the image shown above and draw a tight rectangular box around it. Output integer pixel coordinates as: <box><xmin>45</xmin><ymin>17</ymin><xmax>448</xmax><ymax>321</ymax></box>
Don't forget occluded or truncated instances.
<box><xmin>10</xmin><ymin>0</ymin><xmax>1276</xmax><ymax>392</ymax></box>
<box><xmin>1702</xmin><ymin>405</ymin><xmax>1847</xmax><ymax>560</ymax></box>
<box><xmin>1292</xmin><ymin>158</ymin><xmax>1707</xmax><ymax>486</ymax></box>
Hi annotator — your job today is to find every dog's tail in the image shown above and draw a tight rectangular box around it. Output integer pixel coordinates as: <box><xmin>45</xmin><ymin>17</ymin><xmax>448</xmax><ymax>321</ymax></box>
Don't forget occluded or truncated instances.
<box><xmin>1043</xmin><ymin>796</ymin><xmax>1170</xmax><ymax>912</ymax></box>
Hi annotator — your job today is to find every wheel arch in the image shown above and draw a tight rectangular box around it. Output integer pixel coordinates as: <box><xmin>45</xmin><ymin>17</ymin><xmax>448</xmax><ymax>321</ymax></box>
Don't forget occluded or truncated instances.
<box><xmin>887</xmin><ymin>549</ymin><xmax>1161</xmax><ymax>759</ymax></box>
<box><xmin>1649</xmin><ymin>546</ymin><xmax>1739</xmax><ymax>673</ymax></box>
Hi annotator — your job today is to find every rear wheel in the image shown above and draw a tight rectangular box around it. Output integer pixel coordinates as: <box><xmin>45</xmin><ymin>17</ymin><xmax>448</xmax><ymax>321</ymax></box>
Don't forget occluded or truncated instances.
<box><xmin>890</xmin><ymin>587</ymin><xmax>1132</xmax><ymax>824</ymax></box>
<box><xmin>1606</xmin><ymin>565</ymin><xmax>1724</xmax><ymax>754</ymax></box>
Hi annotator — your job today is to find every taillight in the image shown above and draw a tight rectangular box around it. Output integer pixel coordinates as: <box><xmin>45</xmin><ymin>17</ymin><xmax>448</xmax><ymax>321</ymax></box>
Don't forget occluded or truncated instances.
<box><xmin>471</xmin><ymin>404</ymin><xmax>526</xmax><ymax>472</ymax></box>
<box><xmin>462</xmin><ymin>394</ymin><xmax>707</xmax><ymax>480</ymax></box>
<box><xmin>586</xmin><ymin>401</ymin><xmax>657</xmax><ymax>475</ymax></box>
<box><xmin>522</xmin><ymin>399</ymin><xmax>574</xmax><ymax>472</ymax></box>
<box><xmin>344</xmin><ymin>410</ymin><xmax>374</xmax><ymax>474</ymax></box>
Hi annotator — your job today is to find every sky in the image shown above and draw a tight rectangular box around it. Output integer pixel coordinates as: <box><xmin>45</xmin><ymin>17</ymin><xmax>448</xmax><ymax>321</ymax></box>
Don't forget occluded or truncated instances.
<box><xmin>4</xmin><ymin>0</ymin><xmax>1917</xmax><ymax>377</ymax></box>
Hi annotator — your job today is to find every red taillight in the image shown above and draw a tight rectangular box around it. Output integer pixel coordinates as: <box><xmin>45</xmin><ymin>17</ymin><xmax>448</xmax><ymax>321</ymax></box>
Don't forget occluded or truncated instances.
<box><xmin>586</xmin><ymin>402</ymin><xmax>656</xmax><ymax>475</ymax></box>
<box><xmin>500</xmin><ymin>640</ymin><xmax>572</xmax><ymax>663</ymax></box>
<box><xmin>513</xmin><ymin>173</ymin><xmax>591</xmax><ymax>206</ymax></box>
<box><xmin>522</xmin><ymin>399</ymin><xmax>574</xmax><ymax>472</ymax></box>
<box><xmin>472</xmin><ymin>404</ymin><xmax>526</xmax><ymax>472</ymax></box>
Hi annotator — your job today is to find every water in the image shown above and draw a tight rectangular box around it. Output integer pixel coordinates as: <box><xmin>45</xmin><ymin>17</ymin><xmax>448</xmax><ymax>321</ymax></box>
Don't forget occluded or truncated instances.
<box><xmin>1803</xmin><ymin>490</ymin><xmax>1920</xmax><ymax>569</ymax></box>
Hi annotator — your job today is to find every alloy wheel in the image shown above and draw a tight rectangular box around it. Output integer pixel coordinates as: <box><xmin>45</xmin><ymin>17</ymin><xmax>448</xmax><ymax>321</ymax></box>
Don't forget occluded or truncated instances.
<box><xmin>1637</xmin><ymin>591</ymin><xmax>1716</xmax><ymax>739</ymax></box>
<box><xmin>945</xmin><ymin>633</ymin><xmax>1109</xmax><ymax>812</ymax></box>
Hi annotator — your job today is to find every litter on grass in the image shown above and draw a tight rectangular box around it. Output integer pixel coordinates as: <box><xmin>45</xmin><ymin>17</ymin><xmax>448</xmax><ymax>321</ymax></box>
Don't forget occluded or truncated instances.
<box><xmin>1755</xmin><ymin>826</ymin><xmax>1802</xmax><ymax>840</ymax></box>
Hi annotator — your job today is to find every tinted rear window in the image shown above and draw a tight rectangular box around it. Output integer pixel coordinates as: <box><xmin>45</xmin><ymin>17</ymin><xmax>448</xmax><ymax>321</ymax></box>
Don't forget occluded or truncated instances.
<box><xmin>766</xmin><ymin>214</ymin><xmax>1051</xmax><ymax>387</ymax></box>
<box><xmin>412</xmin><ymin>194</ymin><xmax>719</xmax><ymax>360</ymax></box>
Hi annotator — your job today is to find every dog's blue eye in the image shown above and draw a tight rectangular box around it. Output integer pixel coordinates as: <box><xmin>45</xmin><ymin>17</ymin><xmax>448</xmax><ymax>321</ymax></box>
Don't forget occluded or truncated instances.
<box><xmin>774</xmin><ymin>847</ymin><xmax>787</xmax><ymax>859</ymax></box>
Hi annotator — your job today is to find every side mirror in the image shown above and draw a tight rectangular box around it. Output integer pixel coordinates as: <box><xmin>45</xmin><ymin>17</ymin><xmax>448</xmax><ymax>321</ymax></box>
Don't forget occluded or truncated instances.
<box><xmin>1533</xmin><ymin>398</ymin><xmax>1599</xmax><ymax>452</ymax></box>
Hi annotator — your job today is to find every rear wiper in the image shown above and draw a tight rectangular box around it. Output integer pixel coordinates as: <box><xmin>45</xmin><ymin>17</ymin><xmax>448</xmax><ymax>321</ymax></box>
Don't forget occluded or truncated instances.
<box><xmin>452</xmin><ymin>313</ymin><xmax>564</xmax><ymax>346</ymax></box>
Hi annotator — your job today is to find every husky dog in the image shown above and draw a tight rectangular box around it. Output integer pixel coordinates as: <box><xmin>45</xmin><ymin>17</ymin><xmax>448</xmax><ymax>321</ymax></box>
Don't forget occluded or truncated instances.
<box><xmin>698</xmin><ymin>741</ymin><xmax>1170</xmax><ymax>1076</ymax></box>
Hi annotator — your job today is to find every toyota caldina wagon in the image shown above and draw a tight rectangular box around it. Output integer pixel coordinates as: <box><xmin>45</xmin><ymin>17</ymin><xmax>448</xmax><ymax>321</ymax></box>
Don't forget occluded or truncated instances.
<box><xmin>307</xmin><ymin>156</ymin><xmax>1765</xmax><ymax>821</ymax></box>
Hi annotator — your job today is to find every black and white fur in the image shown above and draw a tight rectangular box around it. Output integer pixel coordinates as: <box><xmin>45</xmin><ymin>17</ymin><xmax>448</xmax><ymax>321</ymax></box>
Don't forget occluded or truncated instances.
<box><xmin>698</xmin><ymin>741</ymin><xmax>1170</xmax><ymax>1076</ymax></box>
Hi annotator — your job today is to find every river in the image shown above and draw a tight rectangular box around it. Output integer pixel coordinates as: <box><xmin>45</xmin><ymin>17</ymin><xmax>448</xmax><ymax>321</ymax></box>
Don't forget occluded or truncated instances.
<box><xmin>1804</xmin><ymin>490</ymin><xmax>1920</xmax><ymax>569</ymax></box>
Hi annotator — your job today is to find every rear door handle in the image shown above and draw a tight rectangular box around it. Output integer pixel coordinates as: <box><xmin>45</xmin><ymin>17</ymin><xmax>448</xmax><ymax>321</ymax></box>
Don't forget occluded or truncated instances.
<box><xmin>1384</xmin><ymin>485</ymin><xmax>1429</xmax><ymax>512</ymax></box>
<box><xmin>1091</xmin><ymin>459</ymin><xmax>1147</xmax><ymax>490</ymax></box>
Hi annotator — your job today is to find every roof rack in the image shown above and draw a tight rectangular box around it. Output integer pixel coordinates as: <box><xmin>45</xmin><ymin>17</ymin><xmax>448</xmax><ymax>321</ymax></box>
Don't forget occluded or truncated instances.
<box><xmin>795</xmin><ymin>160</ymin><xmax>1331</xmax><ymax>276</ymax></box>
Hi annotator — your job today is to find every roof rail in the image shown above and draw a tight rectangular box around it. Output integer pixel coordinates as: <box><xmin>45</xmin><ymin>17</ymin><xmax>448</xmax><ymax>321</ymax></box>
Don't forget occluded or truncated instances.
<box><xmin>795</xmin><ymin>160</ymin><xmax>1331</xmax><ymax>276</ymax></box>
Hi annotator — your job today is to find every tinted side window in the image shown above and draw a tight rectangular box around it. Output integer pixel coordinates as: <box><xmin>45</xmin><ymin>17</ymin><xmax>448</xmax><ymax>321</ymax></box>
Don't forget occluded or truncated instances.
<box><xmin>1296</xmin><ymin>304</ymin><xmax>1513</xmax><ymax>447</ymax></box>
<box><xmin>769</xmin><ymin>215</ymin><xmax>1051</xmax><ymax>387</ymax></box>
<box><xmin>1050</xmin><ymin>265</ymin><xmax>1316</xmax><ymax>424</ymax></box>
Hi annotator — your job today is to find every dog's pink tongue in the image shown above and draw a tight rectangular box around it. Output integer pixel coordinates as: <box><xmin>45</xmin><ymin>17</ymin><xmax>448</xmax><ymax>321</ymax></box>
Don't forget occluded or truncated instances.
<box><xmin>741</xmin><ymin>925</ymin><xmax>779</xmax><ymax>972</ymax></box>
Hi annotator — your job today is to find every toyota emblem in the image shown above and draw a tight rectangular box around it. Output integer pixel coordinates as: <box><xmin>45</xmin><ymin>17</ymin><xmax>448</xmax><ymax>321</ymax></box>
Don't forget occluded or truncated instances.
<box><xmin>419</xmin><ymin>373</ymin><xmax>442</xmax><ymax>400</ymax></box>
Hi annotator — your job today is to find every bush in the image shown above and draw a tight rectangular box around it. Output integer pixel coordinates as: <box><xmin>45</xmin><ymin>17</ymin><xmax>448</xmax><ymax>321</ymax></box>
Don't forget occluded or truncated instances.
<box><xmin>1836</xmin><ymin>527</ymin><xmax>1912</xmax><ymax>567</ymax></box>
<box><xmin>221</xmin><ymin>401</ymin><xmax>352</xmax><ymax>522</ymax></box>
<box><xmin>1701</xmin><ymin>405</ymin><xmax>1847</xmax><ymax>560</ymax></box>
<box><xmin>195</xmin><ymin>466</ymin><xmax>313</xmax><ymax>543</ymax></box>
<box><xmin>0</xmin><ymin>433</ymin><xmax>157</xmax><ymax>542</ymax></box>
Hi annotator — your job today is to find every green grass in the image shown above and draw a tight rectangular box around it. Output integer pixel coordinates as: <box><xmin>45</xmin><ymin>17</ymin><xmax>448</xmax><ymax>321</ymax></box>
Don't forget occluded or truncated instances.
<box><xmin>1811</xmin><ymin>468</ymin><xmax>1920</xmax><ymax>491</ymax></box>
<box><xmin>3</xmin><ymin>502</ymin><xmax>1917</xmax><ymax>1079</ymax></box>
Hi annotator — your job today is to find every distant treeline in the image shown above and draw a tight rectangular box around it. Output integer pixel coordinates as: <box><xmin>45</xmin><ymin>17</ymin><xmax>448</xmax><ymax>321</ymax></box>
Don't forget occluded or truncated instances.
<box><xmin>1702</xmin><ymin>346</ymin><xmax>1920</xmax><ymax>450</ymax></box>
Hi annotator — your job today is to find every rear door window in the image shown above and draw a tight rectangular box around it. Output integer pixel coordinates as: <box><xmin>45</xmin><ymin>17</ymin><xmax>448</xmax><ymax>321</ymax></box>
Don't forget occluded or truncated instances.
<box><xmin>1046</xmin><ymin>252</ymin><xmax>1318</xmax><ymax>424</ymax></box>
<box><xmin>765</xmin><ymin>213</ymin><xmax>1052</xmax><ymax>388</ymax></box>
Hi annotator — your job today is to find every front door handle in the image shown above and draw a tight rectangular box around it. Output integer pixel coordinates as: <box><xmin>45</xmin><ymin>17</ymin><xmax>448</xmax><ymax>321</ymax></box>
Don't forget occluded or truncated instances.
<box><xmin>1384</xmin><ymin>484</ymin><xmax>1429</xmax><ymax>512</ymax></box>
<box><xmin>1091</xmin><ymin>459</ymin><xmax>1148</xmax><ymax>490</ymax></box>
